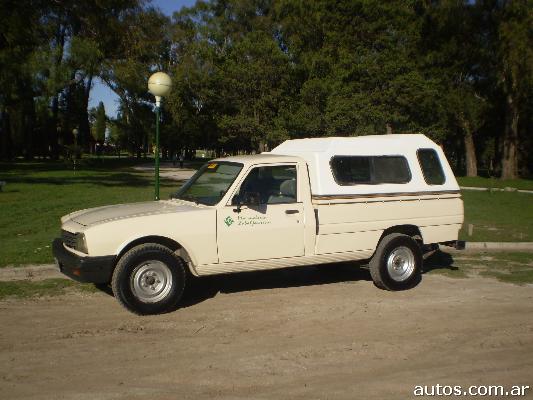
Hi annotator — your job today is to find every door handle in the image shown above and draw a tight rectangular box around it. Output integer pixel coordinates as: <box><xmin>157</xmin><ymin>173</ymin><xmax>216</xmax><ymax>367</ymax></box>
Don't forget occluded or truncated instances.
<box><xmin>285</xmin><ymin>209</ymin><xmax>299</xmax><ymax>214</ymax></box>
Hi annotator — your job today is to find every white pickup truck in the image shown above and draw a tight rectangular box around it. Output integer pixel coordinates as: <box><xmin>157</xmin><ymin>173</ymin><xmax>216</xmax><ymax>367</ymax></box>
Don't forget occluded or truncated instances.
<box><xmin>53</xmin><ymin>134</ymin><xmax>464</xmax><ymax>314</ymax></box>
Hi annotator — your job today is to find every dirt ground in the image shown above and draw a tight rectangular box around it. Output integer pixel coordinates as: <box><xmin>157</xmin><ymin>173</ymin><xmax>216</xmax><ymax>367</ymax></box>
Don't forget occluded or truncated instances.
<box><xmin>1</xmin><ymin>263</ymin><xmax>532</xmax><ymax>400</ymax></box>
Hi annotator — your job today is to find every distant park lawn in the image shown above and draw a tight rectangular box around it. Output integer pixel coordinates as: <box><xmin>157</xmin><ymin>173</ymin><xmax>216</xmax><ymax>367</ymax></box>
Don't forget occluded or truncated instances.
<box><xmin>0</xmin><ymin>160</ymin><xmax>532</xmax><ymax>267</ymax></box>
<box><xmin>459</xmin><ymin>190</ymin><xmax>533</xmax><ymax>242</ymax></box>
<box><xmin>457</xmin><ymin>175</ymin><xmax>533</xmax><ymax>242</ymax></box>
<box><xmin>457</xmin><ymin>176</ymin><xmax>533</xmax><ymax>191</ymax></box>
<box><xmin>0</xmin><ymin>159</ymin><xmax>181</xmax><ymax>267</ymax></box>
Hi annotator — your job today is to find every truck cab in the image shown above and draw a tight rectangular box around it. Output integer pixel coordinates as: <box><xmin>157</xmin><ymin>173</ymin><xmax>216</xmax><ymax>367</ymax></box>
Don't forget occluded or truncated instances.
<box><xmin>53</xmin><ymin>134</ymin><xmax>464</xmax><ymax>315</ymax></box>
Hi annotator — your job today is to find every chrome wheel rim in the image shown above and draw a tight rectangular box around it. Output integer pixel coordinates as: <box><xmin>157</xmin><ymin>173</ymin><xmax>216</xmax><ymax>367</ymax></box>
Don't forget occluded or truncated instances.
<box><xmin>386</xmin><ymin>246</ymin><xmax>415</xmax><ymax>282</ymax></box>
<box><xmin>131</xmin><ymin>261</ymin><xmax>173</xmax><ymax>303</ymax></box>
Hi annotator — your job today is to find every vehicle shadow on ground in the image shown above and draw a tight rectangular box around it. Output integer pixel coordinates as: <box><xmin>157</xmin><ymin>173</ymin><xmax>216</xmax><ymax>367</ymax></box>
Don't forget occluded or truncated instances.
<box><xmin>180</xmin><ymin>262</ymin><xmax>372</xmax><ymax>308</ymax></box>
<box><xmin>180</xmin><ymin>251</ymin><xmax>459</xmax><ymax>308</ymax></box>
<box><xmin>423</xmin><ymin>251</ymin><xmax>458</xmax><ymax>274</ymax></box>
<box><xmin>93</xmin><ymin>251</ymin><xmax>459</xmax><ymax>309</ymax></box>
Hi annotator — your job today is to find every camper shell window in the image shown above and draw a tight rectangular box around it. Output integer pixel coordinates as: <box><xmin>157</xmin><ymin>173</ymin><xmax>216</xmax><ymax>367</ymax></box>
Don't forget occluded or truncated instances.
<box><xmin>417</xmin><ymin>149</ymin><xmax>446</xmax><ymax>185</ymax></box>
<box><xmin>330</xmin><ymin>156</ymin><xmax>411</xmax><ymax>186</ymax></box>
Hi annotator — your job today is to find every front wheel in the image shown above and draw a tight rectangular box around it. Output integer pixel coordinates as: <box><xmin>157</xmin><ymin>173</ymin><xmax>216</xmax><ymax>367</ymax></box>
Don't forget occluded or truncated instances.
<box><xmin>111</xmin><ymin>243</ymin><xmax>186</xmax><ymax>315</ymax></box>
<box><xmin>369</xmin><ymin>233</ymin><xmax>422</xmax><ymax>291</ymax></box>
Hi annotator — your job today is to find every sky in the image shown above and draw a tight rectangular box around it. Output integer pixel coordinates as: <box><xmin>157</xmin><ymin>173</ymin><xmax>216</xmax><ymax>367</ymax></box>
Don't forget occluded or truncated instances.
<box><xmin>88</xmin><ymin>0</ymin><xmax>197</xmax><ymax>117</ymax></box>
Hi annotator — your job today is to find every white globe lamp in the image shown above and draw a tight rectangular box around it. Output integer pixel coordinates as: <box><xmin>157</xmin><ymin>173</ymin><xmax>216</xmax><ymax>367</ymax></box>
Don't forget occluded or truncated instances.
<box><xmin>148</xmin><ymin>72</ymin><xmax>172</xmax><ymax>107</ymax></box>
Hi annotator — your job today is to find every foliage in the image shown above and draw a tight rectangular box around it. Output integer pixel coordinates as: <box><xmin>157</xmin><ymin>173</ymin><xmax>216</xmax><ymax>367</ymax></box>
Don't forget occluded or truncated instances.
<box><xmin>0</xmin><ymin>0</ymin><xmax>532</xmax><ymax>177</ymax></box>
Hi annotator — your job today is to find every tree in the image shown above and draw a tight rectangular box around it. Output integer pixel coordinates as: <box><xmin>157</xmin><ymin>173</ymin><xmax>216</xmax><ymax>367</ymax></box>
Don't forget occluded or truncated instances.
<box><xmin>94</xmin><ymin>101</ymin><xmax>106</xmax><ymax>142</ymax></box>
<box><xmin>100</xmin><ymin>7</ymin><xmax>171</xmax><ymax>157</ymax></box>
<box><xmin>421</xmin><ymin>1</ymin><xmax>488</xmax><ymax>176</ymax></box>
<box><xmin>492</xmin><ymin>0</ymin><xmax>533</xmax><ymax>179</ymax></box>
<box><xmin>0</xmin><ymin>0</ymin><xmax>149</xmax><ymax>159</ymax></box>
<box><xmin>275</xmin><ymin>1</ymin><xmax>448</xmax><ymax>139</ymax></box>
<box><xmin>0</xmin><ymin>0</ymin><xmax>48</xmax><ymax>159</ymax></box>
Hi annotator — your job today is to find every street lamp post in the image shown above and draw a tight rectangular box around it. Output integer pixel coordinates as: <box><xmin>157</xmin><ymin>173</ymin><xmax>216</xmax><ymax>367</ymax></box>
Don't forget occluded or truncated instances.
<box><xmin>148</xmin><ymin>72</ymin><xmax>172</xmax><ymax>201</ymax></box>
<box><xmin>72</xmin><ymin>128</ymin><xmax>79</xmax><ymax>171</ymax></box>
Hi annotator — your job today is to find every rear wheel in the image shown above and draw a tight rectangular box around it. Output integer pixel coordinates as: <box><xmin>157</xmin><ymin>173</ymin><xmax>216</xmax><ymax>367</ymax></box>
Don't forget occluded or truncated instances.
<box><xmin>369</xmin><ymin>233</ymin><xmax>422</xmax><ymax>290</ymax></box>
<box><xmin>111</xmin><ymin>243</ymin><xmax>186</xmax><ymax>315</ymax></box>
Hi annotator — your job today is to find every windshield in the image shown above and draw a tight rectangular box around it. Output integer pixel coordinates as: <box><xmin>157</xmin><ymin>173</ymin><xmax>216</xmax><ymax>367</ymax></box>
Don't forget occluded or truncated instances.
<box><xmin>172</xmin><ymin>161</ymin><xmax>243</xmax><ymax>206</ymax></box>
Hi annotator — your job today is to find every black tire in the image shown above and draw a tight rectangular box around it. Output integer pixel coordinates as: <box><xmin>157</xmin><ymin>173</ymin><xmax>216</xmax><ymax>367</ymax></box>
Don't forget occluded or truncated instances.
<box><xmin>111</xmin><ymin>243</ymin><xmax>186</xmax><ymax>315</ymax></box>
<box><xmin>369</xmin><ymin>233</ymin><xmax>422</xmax><ymax>291</ymax></box>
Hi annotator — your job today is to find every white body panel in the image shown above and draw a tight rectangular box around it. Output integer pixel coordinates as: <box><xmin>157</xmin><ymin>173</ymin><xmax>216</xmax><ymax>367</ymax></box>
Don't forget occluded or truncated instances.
<box><xmin>216</xmin><ymin>202</ymin><xmax>305</xmax><ymax>263</ymax></box>
<box><xmin>58</xmin><ymin>134</ymin><xmax>464</xmax><ymax>278</ymax></box>
<box><xmin>312</xmin><ymin>193</ymin><xmax>463</xmax><ymax>255</ymax></box>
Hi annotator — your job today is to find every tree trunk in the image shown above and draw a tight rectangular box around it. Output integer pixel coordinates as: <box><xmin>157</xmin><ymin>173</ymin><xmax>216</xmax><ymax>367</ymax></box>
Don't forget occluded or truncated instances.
<box><xmin>80</xmin><ymin>75</ymin><xmax>93</xmax><ymax>152</ymax></box>
<box><xmin>501</xmin><ymin>92</ymin><xmax>519</xmax><ymax>179</ymax></box>
<box><xmin>460</xmin><ymin>115</ymin><xmax>477</xmax><ymax>177</ymax></box>
<box><xmin>51</xmin><ymin>24</ymin><xmax>66</xmax><ymax>160</ymax></box>
<box><xmin>51</xmin><ymin>95</ymin><xmax>60</xmax><ymax>159</ymax></box>
<box><xmin>386</xmin><ymin>123</ymin><xmax>393</xmax><ymax>135</ymax></box>
<box><xmin>21</xmin><ymin>81</ymin><xmax>35</xmax><ymax>160</ymax></box>
<box><xmin>0</xmin><ymin>105</ymin><xmax>13</xmax><ymax>160</ymax></box>
<box><xmin>464</xmin><ymin>133</ymin><xmax>477</xmax><ymax>177</ymax></box>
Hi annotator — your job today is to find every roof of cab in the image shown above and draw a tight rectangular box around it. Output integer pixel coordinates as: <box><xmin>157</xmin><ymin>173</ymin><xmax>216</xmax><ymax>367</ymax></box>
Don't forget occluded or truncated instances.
<box><xmin>211</xmin><ymin>153</ymin><xmax>301</xmax><ymax>165</ymax></box>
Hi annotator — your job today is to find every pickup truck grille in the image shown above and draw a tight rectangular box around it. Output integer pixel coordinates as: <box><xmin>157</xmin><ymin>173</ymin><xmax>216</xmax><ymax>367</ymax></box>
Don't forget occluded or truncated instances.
<box><xmin>61</xmin><ymin>230</ymin><xmax>77</xmax><ymax>249</ymax></box>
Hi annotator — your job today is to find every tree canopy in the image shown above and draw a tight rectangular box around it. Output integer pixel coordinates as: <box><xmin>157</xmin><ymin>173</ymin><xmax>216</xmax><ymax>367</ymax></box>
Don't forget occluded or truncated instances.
<box><xmin>1</xmin><ymin>0</ymin><xmax>531</xmax><ymax>178</ymax></box>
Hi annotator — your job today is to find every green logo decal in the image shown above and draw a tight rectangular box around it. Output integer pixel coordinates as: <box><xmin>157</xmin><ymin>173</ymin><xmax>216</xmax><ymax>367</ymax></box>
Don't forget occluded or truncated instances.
<box><xmin>224</xmin><ymin>216</ymin><xmax>234</xmax><ymax>227</ymax></box>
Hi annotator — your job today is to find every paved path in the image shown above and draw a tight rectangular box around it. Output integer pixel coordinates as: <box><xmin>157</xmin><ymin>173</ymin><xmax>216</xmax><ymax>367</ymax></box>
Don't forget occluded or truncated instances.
<box><xmin>133</xmin><ymin>163</ymin><xmax>195</xmax><ymax>181</ymax></box>
<box><xmin>461</xmin><ymin>186</ymin><xmax>533</xmax><ymax>194</ymax></box>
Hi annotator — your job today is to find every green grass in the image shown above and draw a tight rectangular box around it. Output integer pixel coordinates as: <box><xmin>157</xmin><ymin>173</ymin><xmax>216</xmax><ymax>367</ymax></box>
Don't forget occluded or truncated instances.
<box><xmin>458</xmin><ymin>176</ymin><xmax>533</xmax><ymax>190</ymax></box>
<box><xmin>1</xmin><ymin>160</ymin><xmax>532</xmax><ymax>267</ymax></box>
<box><xmin>425</xmin><ymin>251</ymin><xmax>533</xmax><ymax>285</ymax></box>
<box><xmin>0</xmin><ymin>159</ymin><xmax>185</xmax><ymax>266</ymax></box>
<box><xmin>458</xmin><ymin>190</ymin><xmax>533</xmax><ymax>242</ymax></box>
<box><xmin>0</xmin><ymin>278</ymin><xmax>99</xmax><ymax>300</ymax></box>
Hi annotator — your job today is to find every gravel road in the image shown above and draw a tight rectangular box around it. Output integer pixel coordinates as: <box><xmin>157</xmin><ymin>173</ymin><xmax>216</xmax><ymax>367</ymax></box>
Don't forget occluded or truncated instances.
<box><xmin>1</xmin><ymin>265</ymin><xmax>532</xmax><ymax>399</ymax></box>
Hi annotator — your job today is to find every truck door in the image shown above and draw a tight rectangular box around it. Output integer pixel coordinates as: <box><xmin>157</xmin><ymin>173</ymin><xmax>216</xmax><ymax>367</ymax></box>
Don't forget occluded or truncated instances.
<box><xmin>217</xmin><ymin>164</ymin><xmax>305</xmax><ymax>263</ymax></box>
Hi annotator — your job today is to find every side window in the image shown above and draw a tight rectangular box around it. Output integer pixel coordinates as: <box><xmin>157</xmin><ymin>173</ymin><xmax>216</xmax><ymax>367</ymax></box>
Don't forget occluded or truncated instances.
<box><xmin>331</xmin><ymin>156</ymin><xmax>411</xmax><ymax>185</ymax></box>
<box><xmin>417</xmin><ymin>149</ymin><xmax>446</xmax><ymax>185</ymax></box>
<box><xmin>373</xmin><ymin>156</ymin><xmax>411</xmax><ymax>184</ymax></box>
<box><xmin>330</xmin><ymin>157</ymin><xmax>371</xmax><ymax>185</ymax></box>
<box><xmin>234</xmin><ymin>165</ymin><xmax>297</xmax><ymax>204</ymax></box>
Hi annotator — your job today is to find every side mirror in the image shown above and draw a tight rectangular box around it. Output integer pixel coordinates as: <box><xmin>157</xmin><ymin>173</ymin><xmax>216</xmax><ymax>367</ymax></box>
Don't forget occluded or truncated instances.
<box><xmin>232</xmin><ymin>195</ymin><xmax>243</xmax><ymax>213</ymax></box>
<box><xmin>244</xmin><ymin>191</ymin><xmax>260</xmax><ymax>206</ymax></box>
<box><xmin>232</xmin><ymin>191</ymin><xmax>260</xmax><ymax>213</ymax></box>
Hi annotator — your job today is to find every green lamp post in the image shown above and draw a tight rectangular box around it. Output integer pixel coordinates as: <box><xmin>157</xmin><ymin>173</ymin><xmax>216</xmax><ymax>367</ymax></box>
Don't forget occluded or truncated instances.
<box><xmin>72</xmin><ymin>128</ymin><xmax>79</xmax><ymax>171</ymax></box>
<box><xmin>148</xmin><ymin>72</ymin><xmax>172</xmax><ymax>201</ymax></box>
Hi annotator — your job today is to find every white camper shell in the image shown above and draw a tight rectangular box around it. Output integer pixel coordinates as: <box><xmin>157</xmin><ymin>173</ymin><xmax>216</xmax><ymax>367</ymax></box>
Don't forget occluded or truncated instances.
<box><xmin>53</xmin><ymin>134</ymin><xmax>464</xmax><ymax>315</ymax></box>
<box><xmin>270</xmin><ymin>134</ymin><xmax>459</xmax><ymax>196</ymax></box>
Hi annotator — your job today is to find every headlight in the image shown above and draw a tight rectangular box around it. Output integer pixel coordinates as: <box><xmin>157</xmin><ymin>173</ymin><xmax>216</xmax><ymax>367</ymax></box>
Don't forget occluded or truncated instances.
<box><xmin>75</xmin><ymin>232</ymin><xmax>88</xmax><ymax>254</ymax></box>
<box><xmin>62</xmin><ymin>230</ymin><xmax>88</xmax><ymax>253</ymax></box>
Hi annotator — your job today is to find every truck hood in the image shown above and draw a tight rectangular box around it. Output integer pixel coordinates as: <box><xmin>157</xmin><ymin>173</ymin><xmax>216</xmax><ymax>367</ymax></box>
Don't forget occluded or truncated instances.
<box><xmin>67</xmin><ymin>200</ymin><xmax>200</xmax><ymax>227</ymax></box>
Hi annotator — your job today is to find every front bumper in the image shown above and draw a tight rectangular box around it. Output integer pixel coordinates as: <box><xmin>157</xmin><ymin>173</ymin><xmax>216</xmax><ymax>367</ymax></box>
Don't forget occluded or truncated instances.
<box><xmin>52</xmin><ymin>238</ymin><xmax>115</xmax><ymax>284</ymax></box>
